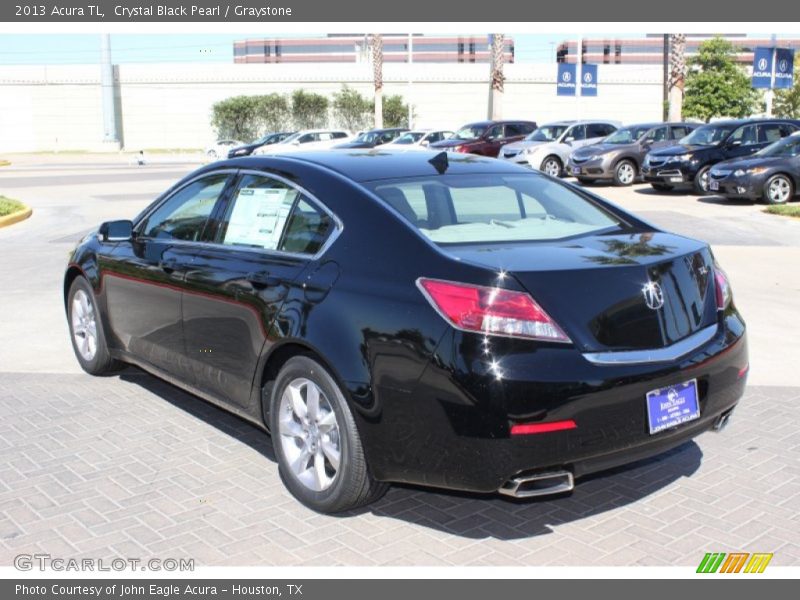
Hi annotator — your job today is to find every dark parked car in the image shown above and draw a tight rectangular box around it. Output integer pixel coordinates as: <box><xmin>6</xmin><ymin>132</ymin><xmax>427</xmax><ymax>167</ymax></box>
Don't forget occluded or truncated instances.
<box><xmin>429</xmin><ymin>120</ymin><xmax>537</xmax><ymax>157</ymax></box>
<box><xmin>333</xmin><ymin>128</ymin><xmax>409</xmax><ymax>149</ymax></box>
<box><xmin>642</xmin><ymin>119</ymin><xmax>800</xmax><ymax>194</ymax></box>
<box><xmin>227</xmin><ymin>132</ymin><xmax>296</xmax><ymax>158</ymax></box>
<box><xmin>64</xmin><ymin>150</ymin><xmax>748</xmax><ymax>513</ymax></box>
<box><xmin>569</xmin><ymin>122</ymin><xmax>698</xmax><ymax>186</ymax></box>
<box><xmin>708</xmin><ymin>133</ymin><xmax>800</xmax><ymax>204</ymax></box>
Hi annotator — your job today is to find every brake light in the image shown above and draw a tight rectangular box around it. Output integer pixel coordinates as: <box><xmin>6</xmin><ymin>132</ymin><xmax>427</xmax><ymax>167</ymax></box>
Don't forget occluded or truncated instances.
<box><xmin>417</xmin><ymin>278</ymin><xmax>571</xmax><ymax>343</ymax></box>
<box><xmin>714</xmin><ymin>265</ymin><xmax>732</xmax><ymax>310</ymax></box>
<box><xmin>453</xmin><ymin>145</ymin><xmax>467</xmax><ymax>153</ymax></box>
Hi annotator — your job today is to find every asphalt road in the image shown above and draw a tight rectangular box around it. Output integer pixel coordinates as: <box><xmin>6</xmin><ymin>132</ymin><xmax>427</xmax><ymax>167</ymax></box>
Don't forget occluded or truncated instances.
<box><xmin>1</xmin><ymin>154</ymin><xmax>798</xmax><ymax>567</ymax></box>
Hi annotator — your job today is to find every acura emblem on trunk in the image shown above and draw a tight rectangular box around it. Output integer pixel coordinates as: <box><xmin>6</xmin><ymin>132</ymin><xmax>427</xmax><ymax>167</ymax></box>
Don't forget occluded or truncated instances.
<box><xmin>642</xmin><ymin>281</ymin><xmax>665</xmax><ymax>310</ymax></box>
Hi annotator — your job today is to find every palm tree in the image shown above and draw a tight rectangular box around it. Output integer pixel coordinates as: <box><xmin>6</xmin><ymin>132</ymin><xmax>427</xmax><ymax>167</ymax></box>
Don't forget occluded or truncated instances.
<box><xmin>488</xmin><ymin>34</ymin><xmax>505</xmax><ymax>119</ymax></box>
<box><xmin>370</xmin><ymin>34</ymin><xmax>383</xmax><ymax>128</ymax></box>
<box><xmin>668</xmin><ymin>34</ymin><xmax>687</xmax><ymax>121</ymax></box>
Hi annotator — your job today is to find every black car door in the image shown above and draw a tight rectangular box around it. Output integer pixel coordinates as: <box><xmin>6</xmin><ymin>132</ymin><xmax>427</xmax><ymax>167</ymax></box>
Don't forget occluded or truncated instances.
<box><xmin>181</xmin><ymin>172</ymin><xmax>338</xmax><ymax>411</ymax></box>
<box><xmin>102</xmin><ymin>172</ymin><xmax>234</xmax><ymax>375</ymax></box>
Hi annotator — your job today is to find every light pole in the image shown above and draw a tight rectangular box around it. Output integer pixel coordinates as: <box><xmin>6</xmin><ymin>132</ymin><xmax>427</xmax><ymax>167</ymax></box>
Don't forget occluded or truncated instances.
<box><xmin>765</xmin><ymin>33</ymin><xmax>778</xmax><ymax>117</ymax></box>
<box><xmin>100</xmin><ymin>34</ymin><xmax>119</xmax><ymax>147</ymax></box>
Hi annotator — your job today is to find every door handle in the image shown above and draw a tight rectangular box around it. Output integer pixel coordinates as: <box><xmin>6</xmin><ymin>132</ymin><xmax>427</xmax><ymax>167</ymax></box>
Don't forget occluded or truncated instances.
<box><xmin>246</xmin><ymin>271</ymin><xmax>279</xmax><ymax>288</ymax></box>
<box><xmin>159</xmin><ymin>257</ymin><xmax>178</xmax><ymax>273</ymax></box>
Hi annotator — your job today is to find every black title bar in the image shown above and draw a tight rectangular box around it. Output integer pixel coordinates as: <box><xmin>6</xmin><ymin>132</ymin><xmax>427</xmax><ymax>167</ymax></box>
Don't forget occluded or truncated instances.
<box><xmin>0</xmin><ymin>0</ymin><xmax>798</xmax><ymax>22</ymax></box>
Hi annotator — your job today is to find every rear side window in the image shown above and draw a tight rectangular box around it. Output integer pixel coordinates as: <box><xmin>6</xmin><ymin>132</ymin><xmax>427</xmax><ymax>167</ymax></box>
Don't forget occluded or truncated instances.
<box><xmin>279</xmin><ymin>198</ymin><xmax>333</xmax><ymax>255</ymax></box>
<box><xmin>369</xmin><ymin>174</ymin><xmax>620</xmax><ymax>244</ymax></box>
<box><xmin>142</xmin><ymin>174</ymin><xmax>229</xmax><ymax>242</ymax></box>
<box><xmin>759</xmin><ymin>123</ymin><xmax>786</xmax><ymax>143</ymax></box>
<box><xmin>587</xmin><ymin>123</ymin><xmax>615</xmax><ymax>138</ymax></box>
<box><xmin>219</xmin><ymin>174</ymin><xmax>299</xmax><ymax>250</ymax></box>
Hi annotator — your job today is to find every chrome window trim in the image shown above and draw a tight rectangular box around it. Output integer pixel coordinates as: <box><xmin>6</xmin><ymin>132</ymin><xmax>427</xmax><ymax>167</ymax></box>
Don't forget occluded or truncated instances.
<box><xmin>134</xmin><ymin>168</ymin><xmax>343</xmax><ymax>262</ymax></box>
<box><xmin>582</xmin><ymin>323</ymin><xmax>718</xmax><ymax>366</ymax></box>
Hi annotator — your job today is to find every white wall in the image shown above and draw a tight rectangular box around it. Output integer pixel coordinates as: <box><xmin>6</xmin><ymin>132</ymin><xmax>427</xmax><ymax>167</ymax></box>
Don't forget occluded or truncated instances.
<box><xmin>0</xmin><ymin>62</ymin><xmax>664</xmax><ymax>152</ymax></box>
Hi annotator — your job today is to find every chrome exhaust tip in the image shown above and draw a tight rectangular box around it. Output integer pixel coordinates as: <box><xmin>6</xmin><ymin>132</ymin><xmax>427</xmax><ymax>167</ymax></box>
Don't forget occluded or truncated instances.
<box><xmin>713</xmin><ymin>411</ymin><xmax>733</xmax><ymax>432</ymax></box>
<box><xmin>498</xmin><ymin>470</ymin><xmax>575</xmax><ymax>498</ymax></box>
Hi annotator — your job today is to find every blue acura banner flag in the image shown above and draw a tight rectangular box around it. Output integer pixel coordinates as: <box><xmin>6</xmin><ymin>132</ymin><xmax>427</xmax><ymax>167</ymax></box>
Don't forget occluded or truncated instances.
<box><xmin>581</xmin><ymin>64</ymin><xmax>598</xmax><ymax>96</ymax></box>
<box><xmin>774</xmin><ymin>48</ymin><xmax>795</xmax><ymax>89</ymax></box>
<box><xmin>752</xmin><ymin>47</ymin><xmax>774</xmax><ymax>89</ymax></box>
<box><xmin>557</xmin><ymin>63</ymin><xmax>577</xmax><ymax>96</ymax></box>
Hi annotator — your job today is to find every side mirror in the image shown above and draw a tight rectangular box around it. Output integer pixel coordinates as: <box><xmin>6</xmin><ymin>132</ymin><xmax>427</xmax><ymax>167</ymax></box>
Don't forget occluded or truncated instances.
<box><xmin>99</xmin><ymin>220</ymin><xmax>133</xmax><ymax>243</ymax></box>
<box><xmin>420</xmin><ymin>140</ymin><xmax>429</xmax><ymax>147</ymax></box>
<box><xmin>728</xmin><ymin>139</ymin><xmax>742</xmax><ymax>147</ymax></box>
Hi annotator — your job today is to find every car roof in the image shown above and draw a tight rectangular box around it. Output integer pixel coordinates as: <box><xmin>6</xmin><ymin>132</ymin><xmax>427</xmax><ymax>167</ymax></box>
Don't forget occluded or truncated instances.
<box><xmin>215</xmin><ymin>149</ymin><xmax>530</xmax><ymax>183</ymax></box>
<box><xmin>461</xmin><ymin>120</ymin><xmax>536</xmax><ymax>127</ymax></box>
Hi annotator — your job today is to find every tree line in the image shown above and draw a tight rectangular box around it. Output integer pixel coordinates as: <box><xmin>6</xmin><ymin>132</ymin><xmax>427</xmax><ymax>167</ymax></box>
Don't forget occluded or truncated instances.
<box><xmin>211</xmin><ymin>86</ymin><xmax>410</xmax><ymax>142</ymax></box>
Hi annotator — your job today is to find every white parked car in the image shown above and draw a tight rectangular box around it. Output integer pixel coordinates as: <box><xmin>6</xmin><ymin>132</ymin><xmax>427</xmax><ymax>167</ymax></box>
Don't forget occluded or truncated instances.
<box><xmin>381</xmin><ymin>129</ymin><xmax>453</xmax><ymax>152</ymax></box>
<box><xmin>499</xmin><ymin>120</ymin><xmax>620</xmax><ymax>177</ymax></box>
<box><xmin>253</xmin><ymin>130</ymin><xmax>352</xmax><ymax>154</ymax></box>
<box><xmin>381</xmin><ymin>130</ymin><xmax>455</xmax><ymax>152</ymax></box>
<box><xmin>205</xmin><ymin>139</ymin><xmax>244</xmax><ymax>160</ymax></box>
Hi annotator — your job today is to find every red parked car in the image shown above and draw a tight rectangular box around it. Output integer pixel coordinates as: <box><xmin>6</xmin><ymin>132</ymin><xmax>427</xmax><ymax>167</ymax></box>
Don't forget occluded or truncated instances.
<box><xmin>429</xmin><ymin>120</ymin><xmax>537</xmax><ymax>157</ymax></box>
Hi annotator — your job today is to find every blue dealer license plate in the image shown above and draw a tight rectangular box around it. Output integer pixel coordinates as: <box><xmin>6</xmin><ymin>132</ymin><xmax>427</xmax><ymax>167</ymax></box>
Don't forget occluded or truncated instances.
<box><xmin>646</xmin><ymin>379</ymin><xmax>700</xmax><ymax>434</ymax></box>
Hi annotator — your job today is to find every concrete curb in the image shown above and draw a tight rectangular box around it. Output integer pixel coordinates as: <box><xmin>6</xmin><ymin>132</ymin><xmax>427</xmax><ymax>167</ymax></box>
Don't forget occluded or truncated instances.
<box><xmin>0</xmin><ymin>206</ymin><xmax>33</xmax><ymax>228</ymax></box>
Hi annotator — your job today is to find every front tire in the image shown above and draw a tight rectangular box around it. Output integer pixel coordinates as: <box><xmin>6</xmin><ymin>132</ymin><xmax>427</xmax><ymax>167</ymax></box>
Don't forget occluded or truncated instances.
<box><xmin>540</xmin><ymin>156</ymin><xmax>563</xmax><ymax>178</ymax></box>
<box><xmin>269</xmin><ymin>356</ymin><xmax>387</xmax><ymax>513</ymax></box>
<box><xmin>67</xmin><ymin>276</ymin><xmax>120</xmax><ymax>375</ymax></box>
<box><xmin>693</xmin><ymin>166</ymin><xmax>711</xmax><ymax>195</ymax></box>
<box><xmin>764</xmin><ymin>174</ymin><xmax>794</xmax><ymax>205</ymax></box>
<box><xmin>613</xmin><ymin>160</ymin><xmax>637</xmax><ymax>186</ymax></box>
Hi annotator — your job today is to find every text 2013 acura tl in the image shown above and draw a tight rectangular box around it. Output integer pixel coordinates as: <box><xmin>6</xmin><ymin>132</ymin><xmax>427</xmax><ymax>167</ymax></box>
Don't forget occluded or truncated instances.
<box><xmin>64</xmin><ymin>151</ymin><xmax>748</xmax><ymax>513</ymax></box>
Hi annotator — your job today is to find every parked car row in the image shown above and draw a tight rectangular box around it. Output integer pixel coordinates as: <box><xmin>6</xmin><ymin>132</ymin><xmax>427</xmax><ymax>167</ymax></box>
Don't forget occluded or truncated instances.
<box><xmin>211</xmin><ymin>116</ymin><xmax>800</xmax><ymax>204</ymax></box>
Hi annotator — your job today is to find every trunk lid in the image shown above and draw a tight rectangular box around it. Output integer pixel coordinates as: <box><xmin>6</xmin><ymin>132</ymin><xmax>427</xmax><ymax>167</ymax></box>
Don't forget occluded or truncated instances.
<box><xmin>446</xmin><ymin>232</ymin><xmax>717</xmax><ymax>352</ymax></box>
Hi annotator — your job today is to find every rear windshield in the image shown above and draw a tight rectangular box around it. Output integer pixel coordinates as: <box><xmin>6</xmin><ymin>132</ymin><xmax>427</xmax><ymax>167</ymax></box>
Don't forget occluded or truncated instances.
<box><xmin>367</xmin><ymin>174</ymin><xmax>621</xmax><ymax>244</ymax></box>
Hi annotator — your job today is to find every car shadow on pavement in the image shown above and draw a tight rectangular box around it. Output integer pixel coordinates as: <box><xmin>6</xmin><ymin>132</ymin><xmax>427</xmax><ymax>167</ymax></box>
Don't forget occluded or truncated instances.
<box><xmin>633</xmin><ymin>186</ymin><xmax>689</xmax><ymax>197</ymax></box>
<box><xmin>119</xmin><ymin>366</ymin><xmax>703</xmax><ymax>541</ymax></box>
<box><xmin>695</xmin><ymin>195</ymin><xmax>756</xmax><ymax>206</ymax></box>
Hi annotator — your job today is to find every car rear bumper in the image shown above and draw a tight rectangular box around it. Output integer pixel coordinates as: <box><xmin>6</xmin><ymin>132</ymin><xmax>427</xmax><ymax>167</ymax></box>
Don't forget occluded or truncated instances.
<box><xmin>359</xmin><ymin>313</ymin><xmax>748</xmax><ymax>494</ymax></box>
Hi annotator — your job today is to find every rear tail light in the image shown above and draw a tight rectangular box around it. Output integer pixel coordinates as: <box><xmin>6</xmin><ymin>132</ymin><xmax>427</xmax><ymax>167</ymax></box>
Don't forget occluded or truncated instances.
<box><xmin>714</xmin><ymin>265</ymin><xmax>732</xmax><ymax>310</ymax></box>
<box><xmin>417</xmin><ymin>278</ymin><xmax>571</xmax><ymax>343</ymax></box>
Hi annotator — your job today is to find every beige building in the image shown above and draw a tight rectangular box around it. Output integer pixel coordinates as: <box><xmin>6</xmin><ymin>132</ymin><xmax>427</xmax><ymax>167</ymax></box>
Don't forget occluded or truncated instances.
<box><xmin>0</xmin><ymin>62</ymin><xmax>665</xmax><ymax>153</ymax></box>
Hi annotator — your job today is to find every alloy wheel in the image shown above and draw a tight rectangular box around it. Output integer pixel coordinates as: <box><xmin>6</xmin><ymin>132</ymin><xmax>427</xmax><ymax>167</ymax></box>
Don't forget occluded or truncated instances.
<box><xmin>71</xmin><ymin>289</ymin><xmax>98</xmax><ymax>361</ymax></box>
<box><xmin>278</xmin><ymin>377</ymin><xmax>341</xmax><ymax>492</ymax></box>
<box><xmin>617</xmin><ymin>162</ymin><xmax>635</xmax><ymax>185</ymax></box>
<box><xmin>768</xmin><ymin>177</ymin><xmax>792</xmax><ymax>204</ymax></box>
<box><xmin>542</xmin><ymin>158</ymin><xmax>561</xmax><ymax>177</ymax></box>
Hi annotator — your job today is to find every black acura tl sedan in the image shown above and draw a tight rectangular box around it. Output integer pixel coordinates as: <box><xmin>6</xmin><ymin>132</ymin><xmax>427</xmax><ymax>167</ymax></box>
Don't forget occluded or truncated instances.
<box><xmin>64</xmin><ymin>150</ymin><xmax>748</xmax><ymax>513</ymax></box>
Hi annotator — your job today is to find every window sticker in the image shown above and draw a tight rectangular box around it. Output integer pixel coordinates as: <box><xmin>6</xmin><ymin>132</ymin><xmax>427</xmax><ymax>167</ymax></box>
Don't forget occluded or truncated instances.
<box><xmin>224</xmin><ymin>187</ymin><xmax>293</xmax><ymax>249</ymax></box>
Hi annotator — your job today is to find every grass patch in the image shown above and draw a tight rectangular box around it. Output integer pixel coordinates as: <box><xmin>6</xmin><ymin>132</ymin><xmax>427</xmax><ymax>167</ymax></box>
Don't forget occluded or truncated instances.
<box><xmin>764</xmin><ymin>204</ymin><xmax>800</xmax><ymax>218</ymax></box>
<box><xmin>0</xmin><ymin>196</ymin><xmax>26</xmax><ymax>217</ymax></box>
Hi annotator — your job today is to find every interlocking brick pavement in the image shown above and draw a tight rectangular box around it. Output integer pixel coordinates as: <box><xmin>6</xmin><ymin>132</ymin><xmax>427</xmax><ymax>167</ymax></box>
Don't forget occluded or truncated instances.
<box><xmin>0</xmin><ymin>370</ymin><xmax>797</xmax><ymax>566</ymax></box>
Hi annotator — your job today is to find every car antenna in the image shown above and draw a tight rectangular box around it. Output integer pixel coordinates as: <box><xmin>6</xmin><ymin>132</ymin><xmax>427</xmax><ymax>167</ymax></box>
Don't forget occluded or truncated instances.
<box><xmin>428</xmin><ymin>151</ymin><xmax>449</xmax><ymax>174</ymax></box>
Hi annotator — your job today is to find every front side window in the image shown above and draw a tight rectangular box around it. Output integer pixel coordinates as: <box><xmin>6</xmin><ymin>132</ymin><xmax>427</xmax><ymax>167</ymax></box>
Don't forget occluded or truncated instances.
<box><xmin>605</xmin><ymin>126</ymin><xmax>651</xmax><ymax>144</ymax></box>
<box><xmin>142</xmin><ymin>174</ymin><xmax>229</xmax><ymax>242</ymax></box>
<box><xmin>368</xmin><ymin>174</ymin><xmax>621</xmax><ymax>244</ymax></box>
<box><xmin>565</xmin><ymin>125</ymin><xmax>586</xmax><ymax>141</ymax></box>
<box><xmin>485</xmin><ymin>125</ymin><xmax>504</xmax><ymax>140</ymax></box>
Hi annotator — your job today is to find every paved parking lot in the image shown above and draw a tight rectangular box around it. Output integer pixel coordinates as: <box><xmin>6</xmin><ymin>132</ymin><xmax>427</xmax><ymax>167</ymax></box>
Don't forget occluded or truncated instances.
<box><xmin>1</xmin><ymin>154</ymin><xmax>799</xmax><ymax>566</ymax></box>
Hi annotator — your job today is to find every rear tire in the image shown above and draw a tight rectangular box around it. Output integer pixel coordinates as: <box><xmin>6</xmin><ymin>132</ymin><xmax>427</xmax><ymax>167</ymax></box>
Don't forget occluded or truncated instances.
<box><xmin>613</xmin><ymin>160</ymin><xmax>637</xmax><ymax>186</ymax></box>
<box><xmin>540</xmin><ymin>156</ymin><xmax>563</xmax><ymax>178</ymax></box>
<box><xmin>67</xmin><ymin>276</ymin><xmax>120</xmax><ymax>376</ymax></box>
<box><xmin>269</xmin><ymin>356</ymin><xmax>388</xmax><ymax>513</ymax></box>
<box><xmin>763</xmin><ymin>174</ymin><xmax>794</xmax><ymax>205</ymax></box>
<box><xmin>651</xmin><ymin>183</ymin><xmax>673</xmax><ymax>192</ymax></box>
<box><xmin>693</xmin><ymin>166</ymin><xmax>711</xmax><ymax>195</ymax></box>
